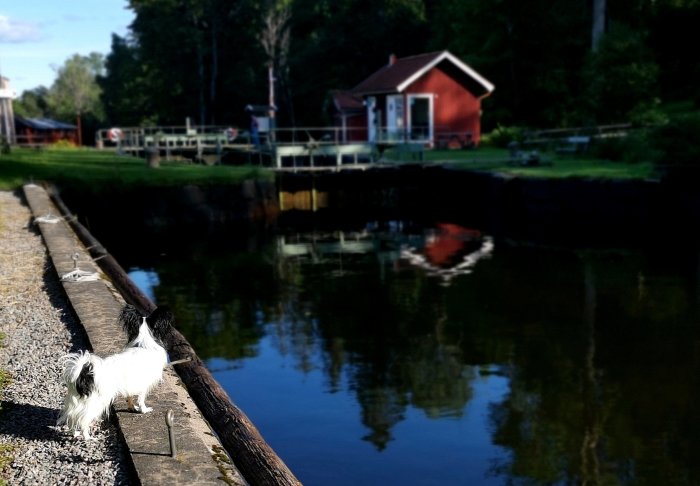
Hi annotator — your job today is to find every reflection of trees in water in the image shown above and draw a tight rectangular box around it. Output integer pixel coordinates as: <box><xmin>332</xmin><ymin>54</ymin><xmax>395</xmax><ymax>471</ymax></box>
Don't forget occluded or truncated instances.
<box><xmin>267</xmin><ymin>247</ymin><xmax>484</xmax><ymax>449</ymax></box>
<box><xmin>487</xmin><ymin>252</ymin><xmax>700</xmax><ymax>485</ymax></box>
<box><xmin>356</xmin><ymin>386</ymin><xmax>407</xmax><ymax>450</ymax></box>
<box><xmin>262</xmin><ymin>258</ymin><xmax>481</xmax><ymax>449</ymax></box>
<box><xmin>403</xmin><ymin>340</ymin><xmax>475</xmax><ymax>420</ymax></box>
<box><xmin>150</xmin><ymin>233</ymin><xmax>700</xmax><ymax>481</ymax></box>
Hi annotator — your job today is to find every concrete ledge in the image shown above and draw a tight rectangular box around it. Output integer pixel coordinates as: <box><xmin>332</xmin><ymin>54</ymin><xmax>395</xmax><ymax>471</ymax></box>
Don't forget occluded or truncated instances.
<box><xmin>23</xmin><ymin>184</ymin><xmax>247</xmax><ymax>486</ymax></box>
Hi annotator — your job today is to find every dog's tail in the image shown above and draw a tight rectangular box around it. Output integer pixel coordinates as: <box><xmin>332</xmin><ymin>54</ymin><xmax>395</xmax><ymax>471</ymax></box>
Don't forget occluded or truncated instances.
<box><xmin>61</xmin><ymin>350</ymin><xmax>98</xmax><ymax>397</ymax></box>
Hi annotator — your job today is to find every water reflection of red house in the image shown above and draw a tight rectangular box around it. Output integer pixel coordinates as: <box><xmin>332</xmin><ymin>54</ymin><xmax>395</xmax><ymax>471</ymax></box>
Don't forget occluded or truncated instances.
<box><xmin>424</xmin><ymin>224</ymin><xmax>483</xmax><ymax>268</ymax></box>
<box><xmin>15</xmin><ymin>117</ymin><xmax>78</xmax><ymax>145</ymax></box>
<box><xmin>402</xmin><ymin>223</ymin><xmax>494</xmax><ymax>285</ymax></box>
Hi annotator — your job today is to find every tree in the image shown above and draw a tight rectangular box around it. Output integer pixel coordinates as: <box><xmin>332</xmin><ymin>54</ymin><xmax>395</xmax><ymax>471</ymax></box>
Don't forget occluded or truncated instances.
<box><xmin>98</xmin><ymin>34</ymin><xmax>160</xmax><ymax>127</ymax></box>
<box><xmin>580</xmin><ymin>23</ymin><xmax>659</xmax><ymax>124</ymax></box>
<box><xmin>288</xmin><ymin>0</ymin><xmax>429</xmax><ymax>125</ymax></box>
<box><xmin>592</xmin><ymin>0</ymin><xmax>606</xmax><ymax>50</ymax></box>
<box><xmin>429</xmin><ymin>0</ymin><xmax>589</xmax><ymax>128</ymax></box>
<box><xmin>260</xmin><ymin>0</ymin><xmax>292</xmax><ymax>126</ymax></box>
<box><xmin>13</xmin><ymin>86</ymin><xmax>50</xmax><ymax>119</ymax></box>
<box><xmin>47</xmin><ymin>53</ymin><xmax>105</xmax><ymax>145</ymax></box>
<box><xmin>123</xmin><ymin>0</ymin><xmax>255</xmax><ymax>126</ymax></box>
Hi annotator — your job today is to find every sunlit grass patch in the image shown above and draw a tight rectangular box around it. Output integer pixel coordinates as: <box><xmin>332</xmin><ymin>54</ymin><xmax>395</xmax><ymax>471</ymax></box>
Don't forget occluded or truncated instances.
<box><xmin>0</xmin><ymin>443</ymin><xmax>14</xmax><ymax>486</ymax></box>
<box><xmin>0</xmin><ymin>146</ymin><xmax>273</xmax><ymax>191</ymax></box>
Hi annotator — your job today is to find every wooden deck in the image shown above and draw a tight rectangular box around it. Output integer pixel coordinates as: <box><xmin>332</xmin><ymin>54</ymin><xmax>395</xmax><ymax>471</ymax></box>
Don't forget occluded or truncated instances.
<box><xmin>95</xmin><ymin>125</ymin><xmax>421</xmax><ymax>171</ymax></box>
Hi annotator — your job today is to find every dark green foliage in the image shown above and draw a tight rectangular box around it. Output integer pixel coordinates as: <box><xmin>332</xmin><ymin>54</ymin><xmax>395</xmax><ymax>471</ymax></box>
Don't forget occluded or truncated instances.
<box><xmin>289</xmin><ymin>0</ymin><xmax>429</xmax><ymax>126</ymax></box>
<box><xmin>591</xmin><ymin>130</ymin><xmax>655</xmax><ymax>164</ymax></box>
<box><xmin>481</xmin><ymin>125</ymin><xmax>525</xmax><ymax>148</ymax></box>
<box><xmin>89</xmin><ymin>0</ymin><xmax>700</xmax><ymax>130</ymax></box>
<box><xmin>429</xmin><ymin>0</ymin><xmax>590</xmax><ymax>129</ymax></box>
<box><xmin>13</xmin><ymin>87</ymin><xmax>51</xmax><ymax>119</ymax></box>
<box><xmin>580</xmin><ymin>23</ymin><xmax>659</xmax><ymax>125</ymax></box>
<box><xmin>98</xmin><ymin>34</ymin><xmax>155</xmax><ymax>126</ymax></box>
<box><xmin>651</xmin><ymin>114</ymin><xmax>700</xmax><ymax>167</ymax></box>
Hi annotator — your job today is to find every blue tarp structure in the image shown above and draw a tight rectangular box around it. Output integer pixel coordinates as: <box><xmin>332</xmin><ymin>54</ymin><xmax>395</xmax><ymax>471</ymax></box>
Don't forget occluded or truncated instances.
<box><xmin>15</xmin><ymin>117</ymin><xmax>77</xmax><ymax>130</ymax></box>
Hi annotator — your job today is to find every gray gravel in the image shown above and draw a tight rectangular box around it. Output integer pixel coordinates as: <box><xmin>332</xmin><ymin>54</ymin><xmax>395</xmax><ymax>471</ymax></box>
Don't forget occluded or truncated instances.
<box><xmin>0</xmin><ymin>190</ymin><xmax>134</xmax><ymax>485</ymax></box>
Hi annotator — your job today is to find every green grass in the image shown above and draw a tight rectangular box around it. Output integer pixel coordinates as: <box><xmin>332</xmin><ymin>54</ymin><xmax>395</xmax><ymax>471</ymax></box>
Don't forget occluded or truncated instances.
<box><xmin>0</xmin><ymin>444</ymin><xmax>13</xmax><ymax>486</ymax></box>
<box><xmin>0</xmin><ymin>333</ymin><xmax>9</xmax><ymax>405</ymax></box>
<box><xmin>0</xmin><ymin>334</ymin><xmax>15</xmax><ymax>486</ymax></box>
<box><xmin>384</xmin><ymin>146</ymin><xmax>657</xmax><ymax>180</ymax></box>
<box><xmin>0</xmin><ymin>145</ymin><xmax>659</xmax><ymax>192</ymax></box>
<box><xmin>0</xmin><ymin>146</ymin><xmax>274</xmax><ymax>191</ymax></box>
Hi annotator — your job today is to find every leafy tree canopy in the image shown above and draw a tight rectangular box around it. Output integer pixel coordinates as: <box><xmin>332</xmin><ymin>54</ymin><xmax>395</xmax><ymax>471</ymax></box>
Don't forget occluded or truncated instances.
<box><xmin>81</xmin><ymin>0</ymin><xmax>700</xmax><ymax>130</ymax></box>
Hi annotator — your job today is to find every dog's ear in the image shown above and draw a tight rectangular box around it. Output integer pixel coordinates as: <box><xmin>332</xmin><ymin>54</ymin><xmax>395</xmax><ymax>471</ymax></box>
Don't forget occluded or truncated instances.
<box><xmin>119</xmin><ymin>304</ymin><xmax>143</xmax><ymax>343</ymax></box>
<box><xmin>76</xmin><ymin>362</ymin><xmax>95</xmax><ymax>397</ymax></box>
<box><xmin>147</xmin><ymin>306</ymin><xmax>174</xmax><ymax>342</ymax></box>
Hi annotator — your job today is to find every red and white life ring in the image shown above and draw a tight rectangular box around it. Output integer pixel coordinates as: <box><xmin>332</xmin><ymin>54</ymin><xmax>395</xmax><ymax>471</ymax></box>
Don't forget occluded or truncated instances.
<box><xmin>108</xmin><ymin>127</ymin><xmax>123</xmax><ymax>142</ymax></box>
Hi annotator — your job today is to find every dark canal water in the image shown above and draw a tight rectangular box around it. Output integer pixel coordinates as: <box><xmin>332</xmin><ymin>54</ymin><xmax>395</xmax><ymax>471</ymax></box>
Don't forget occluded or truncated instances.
<box><xmin>65</xmin><ymin>174</ymin><xmax>700</xmax><ymax>485</ymax></box>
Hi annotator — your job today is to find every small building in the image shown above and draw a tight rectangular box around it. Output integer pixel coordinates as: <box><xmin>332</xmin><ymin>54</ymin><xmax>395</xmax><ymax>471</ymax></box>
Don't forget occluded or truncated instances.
<box><xmin>0</xmin><ymin>77</ymin><xmax>16</xmax><ymax>144</ymax></box>
<box><xmin>15</xmin><ymin>117</ymin><xmax>78</xmax><ymax>145</ymax></box>
<box><xmin>332</xmin><ymin>50</ymin><xmax>494</xmax><ymax>147</ymax></box>
<box><xmin>330</xmin><ymin>90</ymin><xmax>367</xmax><ymax>143</ymax></box>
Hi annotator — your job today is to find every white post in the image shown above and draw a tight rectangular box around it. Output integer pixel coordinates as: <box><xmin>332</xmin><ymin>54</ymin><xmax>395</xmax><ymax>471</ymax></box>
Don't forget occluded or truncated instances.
<box><xmin>268</xmin><ymin>65</ymin><xmax>276</xmax><ymax>143</ymax></box>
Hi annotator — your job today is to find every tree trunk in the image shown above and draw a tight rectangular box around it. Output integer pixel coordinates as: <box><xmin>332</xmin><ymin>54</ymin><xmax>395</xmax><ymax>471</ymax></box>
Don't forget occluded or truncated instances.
<box><xmin>210</xmin><ymin>20</ymin><xmax>219</xmax><ymax>125</ymax></box>
<box><xmin>592</xmin><ymin>0</ymin><xmax>606</xmax><ymax>51</ymax></box>
<box><xmin>76</xmin><ymin>114</ymin><xmax>83</xmax><ymax>146</ymax></box>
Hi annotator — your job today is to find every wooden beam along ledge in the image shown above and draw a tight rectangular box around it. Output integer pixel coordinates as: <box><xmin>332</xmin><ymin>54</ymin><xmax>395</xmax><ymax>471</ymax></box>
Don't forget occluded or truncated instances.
<box><xmin>33</xmin><ymin>183</ymin><xmax>301</xmax><ymax>486</ymax></box>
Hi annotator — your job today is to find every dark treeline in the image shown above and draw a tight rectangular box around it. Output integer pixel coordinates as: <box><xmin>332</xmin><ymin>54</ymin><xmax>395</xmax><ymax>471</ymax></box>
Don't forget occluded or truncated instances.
<box><xmin>98</xmin><ymin>0</ymin><xmax>700</xmax><ymax>131</ymax></box>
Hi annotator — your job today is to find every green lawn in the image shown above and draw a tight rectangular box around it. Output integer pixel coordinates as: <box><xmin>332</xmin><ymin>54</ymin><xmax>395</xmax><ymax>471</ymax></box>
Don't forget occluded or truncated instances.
<box><xmin>384</xmin><ymin>146</ymin><xmax>658</xmax><ymax>180</ymax></box>
<box><xmin>0</xmin><ymin>145</ymin><xmax>658</xmax><ymax>192</ymax></box>
<box><xmin>0</xmin><ymin>146</ymin><xmax>273</xmax><ymax>191</ymax></box>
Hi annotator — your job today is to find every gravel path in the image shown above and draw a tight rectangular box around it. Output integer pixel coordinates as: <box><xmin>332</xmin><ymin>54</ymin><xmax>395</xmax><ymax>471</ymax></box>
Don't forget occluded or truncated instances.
<box><xmin>0</xmin><ymin>190</ymin><xmax>134</xmax><ymax>485</ymax></box>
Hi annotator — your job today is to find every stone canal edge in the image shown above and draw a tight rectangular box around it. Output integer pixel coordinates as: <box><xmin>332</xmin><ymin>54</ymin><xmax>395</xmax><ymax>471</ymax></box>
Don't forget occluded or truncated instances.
<box><xmin>22</xmin><ymin>183</ymin><xmax>248</xmax><ymax>486</ymax></box>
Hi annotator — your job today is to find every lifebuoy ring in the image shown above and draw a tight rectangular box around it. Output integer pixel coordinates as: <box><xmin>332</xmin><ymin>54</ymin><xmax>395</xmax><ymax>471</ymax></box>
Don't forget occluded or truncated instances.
<box><xmin>224</xmin><ymin>127</ymin><xmax>238</xmax><ymax>141</ymax></box>
<box><xmin>108</xmin><ymin>127</ymin><xmax>123</xmax><ymax>142</ymax></box>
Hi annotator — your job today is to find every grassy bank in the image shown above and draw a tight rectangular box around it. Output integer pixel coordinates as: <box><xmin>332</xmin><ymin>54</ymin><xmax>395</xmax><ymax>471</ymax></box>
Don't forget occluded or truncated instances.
<box><xmin>0</xmin><ymin>147</ymin><xmax>274</xmax><ymax>192</ymax></box>
<box><xmin>0</xmin><ymin>332</ymin><xmax>13</xmax><ymax>486</ymax></box>
<box><xmin>0</xmin><ymin>145</ymin><xmax>658</xmax><ymax>192</ymax></box>
<box><xmin>384</xmin><ymin>146</ymin><xmax>657</xmax><ymax>180</ymax></box>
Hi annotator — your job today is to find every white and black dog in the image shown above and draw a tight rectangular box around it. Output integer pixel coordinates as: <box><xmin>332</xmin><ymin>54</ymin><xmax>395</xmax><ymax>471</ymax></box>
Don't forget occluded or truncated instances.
<box><xmin>57</xmin><ymin>304</ymin><xmax>172</xmax><ymax>439</ymax></box>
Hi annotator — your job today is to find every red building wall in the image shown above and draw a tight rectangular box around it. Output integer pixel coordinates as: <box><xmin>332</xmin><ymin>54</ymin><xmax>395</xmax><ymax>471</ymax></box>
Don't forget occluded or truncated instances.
<box><xmin>16</xmin><ymin>127</ymin><xmax>77</xmax><ymax>145</ymax></box>
<box><xmin>337</xmin><ymin>113</ymin><xmax>367</xmax><ymax>142</ymax></box>
<box><xmin>404</xmin><ymin>65</ymin><xmax>483</xmax><ymax>145</ymax></box>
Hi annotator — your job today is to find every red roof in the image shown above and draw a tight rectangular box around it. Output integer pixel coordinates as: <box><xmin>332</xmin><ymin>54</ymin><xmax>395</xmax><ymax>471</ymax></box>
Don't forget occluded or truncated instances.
<box><xmin>331</xmin><ymin>90</ymin><xmax>365</xmax><ymax>113</ymax></box>
<box><xmin>351</xmin><ymin>50</ymin><xmax>494</xmax><ymax>96</ymax></box>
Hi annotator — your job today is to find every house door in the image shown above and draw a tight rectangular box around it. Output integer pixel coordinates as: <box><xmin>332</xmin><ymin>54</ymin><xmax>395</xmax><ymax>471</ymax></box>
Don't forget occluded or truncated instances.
<box><xmin>408</xmin><ymin>94</ymin><xmax>433</xmax><ymax>143</ymax></box>
<box><xmin>386</xmin><ymin>95</ymin><xmax>405</xmax><ymax>142</ymax></box>
<box><xmin>366</xmin><ymin>96</ymin><xmax>377</xmax><ymax>143</ymax></box>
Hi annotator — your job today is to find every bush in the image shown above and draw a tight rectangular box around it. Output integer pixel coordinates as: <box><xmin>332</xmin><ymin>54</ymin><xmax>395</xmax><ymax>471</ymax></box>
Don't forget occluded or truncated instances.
<box><xmin>482</xmin><ymin>125</ymin><xmax>524</xmax><ymax>148</ymax></box>
<box><xmin>51</xmin><ymin>139</ymin><xmax>78</xmax><ymax>149</ymax></box>
<box><xmin>628</xmin><ymin>98</ymin><xmax>668</xmax><ymax>126</ymax></box>
<box><xmin>592</xmin><ymin>130</ymin><xmax>656</xmax><ymax>163</ymax></box>
<box><xmin>651</xmin><ymin>114</ymin><xmax>700</xmax><ymax>166</ymax></box>
<box><xmin>591</xmin><ymin>137</ymin><xmax>627</xmax><ymax>161</ymax></box>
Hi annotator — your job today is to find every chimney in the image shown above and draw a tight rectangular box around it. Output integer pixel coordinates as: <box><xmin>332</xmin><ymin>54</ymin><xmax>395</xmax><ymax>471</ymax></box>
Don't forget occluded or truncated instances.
<box><xmin>388</xmin><ymin>54</ymin><xmax>397</xmax><ymax>66</ymax></box>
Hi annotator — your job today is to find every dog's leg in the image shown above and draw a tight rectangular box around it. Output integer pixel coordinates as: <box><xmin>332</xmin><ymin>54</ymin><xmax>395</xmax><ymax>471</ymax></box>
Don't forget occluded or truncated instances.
<box><xmin>78</xmin><ymin>418</ymin><xmax>95</xmax><ymax>440</ymax></box>
<box><xmin>136</xmin><ymin>393</ymin><xmax>153</xmax><ymax>413</ymax></box>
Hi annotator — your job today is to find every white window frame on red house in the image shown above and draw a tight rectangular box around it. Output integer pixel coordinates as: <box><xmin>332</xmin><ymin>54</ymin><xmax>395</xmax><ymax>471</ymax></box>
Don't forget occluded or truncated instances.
<box><xmin>407</xmin><ymin>94</ymin><xmax>433</xmax><ymax>144</ymax></box>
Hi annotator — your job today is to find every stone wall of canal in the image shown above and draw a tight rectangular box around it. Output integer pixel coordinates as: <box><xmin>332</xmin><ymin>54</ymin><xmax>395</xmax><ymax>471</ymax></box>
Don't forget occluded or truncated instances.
<box><xmin>57</xmin><ymin>167</ymin><xmax>700</xmax><ymax>248</ymax></box>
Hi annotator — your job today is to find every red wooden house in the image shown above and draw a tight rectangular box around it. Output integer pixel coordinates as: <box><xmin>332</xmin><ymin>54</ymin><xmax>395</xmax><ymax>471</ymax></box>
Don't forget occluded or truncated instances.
<box><xmin>15</xmin><ymin>117</ymin><xmax>78</xmax><ymax>145</ymax></box>
<box><xmin>332</xmin><ymin>50</ymin><xmax>494</xmax><ymax>147</ymax></box>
